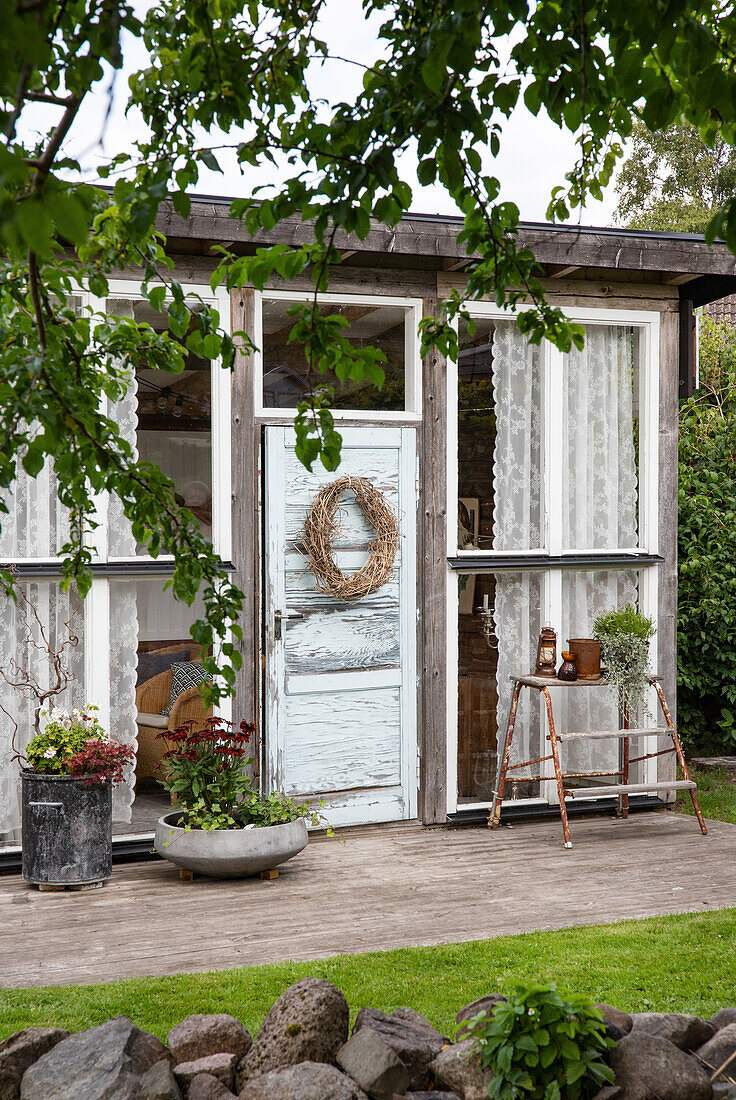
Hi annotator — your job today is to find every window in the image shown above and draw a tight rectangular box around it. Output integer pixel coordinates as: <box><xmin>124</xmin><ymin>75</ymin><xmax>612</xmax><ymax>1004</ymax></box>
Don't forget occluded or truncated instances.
<box><xmin>258</xmin><ymin>293</ymin><xmax>421</xmax><ymax>416</ymax></box>
<box><xmin>450</xmin><ymin>306</ymin><xmax>660</xmax><ymax>811</ymax></box>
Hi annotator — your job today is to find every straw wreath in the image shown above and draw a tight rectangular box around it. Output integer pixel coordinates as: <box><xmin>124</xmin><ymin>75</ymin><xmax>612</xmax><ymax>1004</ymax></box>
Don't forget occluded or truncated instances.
<box><xmin>302</xmin><ymin>475</ymin><xmax>400</xmax><ymax>602</ymax></box>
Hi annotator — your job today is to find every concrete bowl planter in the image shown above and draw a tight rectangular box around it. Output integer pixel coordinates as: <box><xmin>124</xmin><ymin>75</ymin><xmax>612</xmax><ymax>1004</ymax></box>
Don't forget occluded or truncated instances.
<box><xmin>154</xmin><ymin>812</ymin><xmax>308</xmax><ymax>878</ymax></box>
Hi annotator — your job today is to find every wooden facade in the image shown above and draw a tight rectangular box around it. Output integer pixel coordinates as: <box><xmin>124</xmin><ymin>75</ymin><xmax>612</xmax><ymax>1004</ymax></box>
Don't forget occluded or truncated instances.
<box><xmin>4</xmin><ymin>208</ymin><xmax>736</xmax><ymax>853</ymax></box>
<box><xmin>154</xmin><ymin>207</ymin><xmax>736</xmax><ymax>828</ymax></box>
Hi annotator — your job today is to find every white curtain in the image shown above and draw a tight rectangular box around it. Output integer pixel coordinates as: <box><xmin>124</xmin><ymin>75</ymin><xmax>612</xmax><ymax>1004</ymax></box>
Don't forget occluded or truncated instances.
<box><xmin>559</xmin><ymin>326</ymin><xmax>638</xmax><ymax>778</ymax></box>
<box><xmin>492</xmin><ymin>321</ymin><xmax>543</xmax><ymax>779</ymax></box>
<box><xmin>106</xmin><ymin>299</ymin><xmax>140</xmax><ymax>822</ymax></box>
<box><xmin>0</xmin><ymin>449</ymin><xmax>70</xmax><ymax>559</ymax></box>
<box><xmin>493</xmin><ymin>322</ymin><xmax>639</xmax><ymax>787</ymax></box>
<box><xmin>0</xmin><ymin>584</ymin><xmax>86</xmax><ymax>841</ymax></box>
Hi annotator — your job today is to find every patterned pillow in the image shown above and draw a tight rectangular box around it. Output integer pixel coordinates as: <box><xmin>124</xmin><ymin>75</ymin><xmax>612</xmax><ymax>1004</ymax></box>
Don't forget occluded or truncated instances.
<box><xmin>161</xmin><ymin>661</ymin><xmax>210</xmax><ymax>716</ymax></box>
<box><xmin>136</xmin><ymin>648</ymin><xmax>189</xmax><ymax>687</ymax></box>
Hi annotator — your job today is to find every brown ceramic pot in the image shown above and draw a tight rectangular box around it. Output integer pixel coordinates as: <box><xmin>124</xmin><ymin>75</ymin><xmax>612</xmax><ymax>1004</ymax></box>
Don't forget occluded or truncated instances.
<box><xmin>567</xmin><ymin>638</ymin><xmax>601</xmax><ymax>679</ymax></box>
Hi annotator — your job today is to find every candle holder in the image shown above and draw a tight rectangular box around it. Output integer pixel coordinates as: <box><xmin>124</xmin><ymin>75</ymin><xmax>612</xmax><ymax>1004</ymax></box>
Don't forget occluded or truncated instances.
<box><xmin>534</xmin><ymin>625</ymin><xmax>558</xmax><ymax>678</ymax></box>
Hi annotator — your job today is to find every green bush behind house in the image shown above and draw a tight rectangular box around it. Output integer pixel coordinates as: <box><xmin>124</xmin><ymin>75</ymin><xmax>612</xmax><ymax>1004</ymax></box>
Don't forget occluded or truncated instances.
<box><xmin>678</xmin><ymin>317</ymin><xmax>736</xmax><ymax>751</ymax></box>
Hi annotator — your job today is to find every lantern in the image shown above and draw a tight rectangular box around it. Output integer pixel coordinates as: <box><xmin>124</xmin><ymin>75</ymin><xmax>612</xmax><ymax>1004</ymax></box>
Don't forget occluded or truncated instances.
<box><xmin>534</xmin><ymin>625</ymin><xmax>557</xmax><ymax>678</ymax></box>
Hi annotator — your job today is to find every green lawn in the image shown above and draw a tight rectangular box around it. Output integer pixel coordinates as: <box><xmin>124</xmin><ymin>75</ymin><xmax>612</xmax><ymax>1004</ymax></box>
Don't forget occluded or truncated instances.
<box><xmin>679</xmin><ymin>766</ymin><xmax>736</xmax><ymax>824</ymax></box>
<box><xmin>3</xmin><ymin>909</ymin><xmax>736</xmax><ymax>1043</ymax></box>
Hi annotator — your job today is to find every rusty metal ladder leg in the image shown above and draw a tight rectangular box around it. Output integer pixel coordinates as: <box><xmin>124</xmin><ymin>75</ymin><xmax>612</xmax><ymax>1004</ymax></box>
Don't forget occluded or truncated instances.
<box><xmin>542</xmin><ymin>687</ymin><xmax>572</xmax><ymax>848</ymax></box>
<box><xmin>653</xmin><ymin>680</ymin><xmax>708</xmax><ymax>836</ymax></box>
<box><xmin>489</xmin><ymin>680</ymin><xmax>522</xmax><ymax>829</ymax></box>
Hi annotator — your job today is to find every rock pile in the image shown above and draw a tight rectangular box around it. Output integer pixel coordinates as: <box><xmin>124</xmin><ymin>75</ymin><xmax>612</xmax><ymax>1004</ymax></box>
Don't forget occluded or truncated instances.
<box><xmin>2</xmin><ymin>978</ymin><xmax>736</xmax><ymax>1100</ymax></box>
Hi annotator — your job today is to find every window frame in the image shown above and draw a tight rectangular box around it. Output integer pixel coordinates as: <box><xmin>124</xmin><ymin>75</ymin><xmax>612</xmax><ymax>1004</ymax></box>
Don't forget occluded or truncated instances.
<box><xmin>254</xmin><ymin>289</ymin><xmax>424</xmax><ymax>421</ymax></box>
<box><xmin>445</xmin><ymin>303</ymin><xmax>662</xmax><ymax>815</ymax></box>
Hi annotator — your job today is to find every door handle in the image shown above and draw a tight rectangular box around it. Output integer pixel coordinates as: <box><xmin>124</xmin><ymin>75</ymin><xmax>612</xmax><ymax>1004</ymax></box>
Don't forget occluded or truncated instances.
<box><xmin>274</xmin><ymin>610</ymin><xmax>305</xmax><ymax>640</ymax></box>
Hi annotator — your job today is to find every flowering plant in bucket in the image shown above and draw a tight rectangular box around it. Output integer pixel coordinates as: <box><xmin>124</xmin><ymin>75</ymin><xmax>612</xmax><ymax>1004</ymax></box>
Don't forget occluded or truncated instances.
<box><xmin>157</xmin><ymin>718</ymin><xmax>330</xmax><ymax>832</ymax></box>
<box><xmin>25</xmin><ymin>704</ymin><xmax>133</xmax><ymax>784</ymax></box>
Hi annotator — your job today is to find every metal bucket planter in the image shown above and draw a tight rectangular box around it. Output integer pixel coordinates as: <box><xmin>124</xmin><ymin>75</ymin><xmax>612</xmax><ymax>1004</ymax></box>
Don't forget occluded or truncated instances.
<box><xmin>21</xmin><ymin>770</ymin><xmax>113</xmax><ymax>887</ymax></box>
<box><xmin>154</xmin><ymin>812</ymin><xmax>308</xmax><ymax>878</ymax></box>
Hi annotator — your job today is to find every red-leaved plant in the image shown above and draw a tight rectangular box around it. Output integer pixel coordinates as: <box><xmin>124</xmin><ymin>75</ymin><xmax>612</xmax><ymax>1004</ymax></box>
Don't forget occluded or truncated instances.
<box><xmin>157</xmin><ymin>718</ymin><xmax>332</xmax><ymax>833</ymax></box>
<box><xmin>67</xmin><ymin>739</ymin><xmax>135</xmax><ymax>785</ymax></box>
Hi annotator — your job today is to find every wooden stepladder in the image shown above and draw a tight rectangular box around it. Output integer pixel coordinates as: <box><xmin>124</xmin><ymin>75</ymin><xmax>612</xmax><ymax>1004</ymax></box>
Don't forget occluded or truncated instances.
<box><xmin>489</xmin><ymin>675</ymin><xmax>708</xmax><ymax>848</ymax></box>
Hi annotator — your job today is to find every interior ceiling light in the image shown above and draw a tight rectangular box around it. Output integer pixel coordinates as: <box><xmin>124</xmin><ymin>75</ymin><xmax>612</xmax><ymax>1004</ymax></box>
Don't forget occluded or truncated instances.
<box><xmin>172</xmin><ymin>395</ymin><xmax>184</xmax><ymax>418</ymax></box>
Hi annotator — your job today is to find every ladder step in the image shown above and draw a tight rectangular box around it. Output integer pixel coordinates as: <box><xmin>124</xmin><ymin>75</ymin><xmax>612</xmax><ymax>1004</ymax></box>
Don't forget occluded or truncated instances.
<box><xmin>555</xmin><ymin>728</ymin><xmax>675</xmax><ymax>741</ymax></box>
<box><xmin>564</xmin><ymin>780</ymin><xmax>696</xmax><ymax>798</ymax></box>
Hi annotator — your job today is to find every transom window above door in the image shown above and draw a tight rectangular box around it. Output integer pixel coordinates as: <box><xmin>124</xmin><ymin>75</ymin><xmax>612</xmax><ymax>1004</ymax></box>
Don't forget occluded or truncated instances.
<box><xmin>258</xmin><ymin>293</ymin><xmax>422</xmax><ymax>417</ymax></box>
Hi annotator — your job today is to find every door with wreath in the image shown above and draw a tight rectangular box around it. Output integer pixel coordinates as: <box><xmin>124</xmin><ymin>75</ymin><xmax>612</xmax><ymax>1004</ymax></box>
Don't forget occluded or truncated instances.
<box><xmin>263</xmin><ymin>425</ymin><xmax>418</xmax><ymax>827</ymax></box>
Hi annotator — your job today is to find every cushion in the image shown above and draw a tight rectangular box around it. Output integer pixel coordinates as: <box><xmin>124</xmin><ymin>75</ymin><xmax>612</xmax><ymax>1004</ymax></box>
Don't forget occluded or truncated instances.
<box><xmin>136</xmin><ymin>648</ymin><xmax>189</xmax><ymax>687</ymax></box>
<box><xmin>135</xmin><ymin>712</ymin><xmax>170</xmax><ymax>730</ymax></box>
<box><xmin>161</xmin><ymin>661</ymin><xmax>210</xmax><ymax>716</ymax></box>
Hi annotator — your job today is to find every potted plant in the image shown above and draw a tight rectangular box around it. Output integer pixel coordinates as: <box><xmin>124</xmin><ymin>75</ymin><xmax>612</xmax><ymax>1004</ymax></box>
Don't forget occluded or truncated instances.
<box><xmin>22</xmin><ymin>705</ymin><xmax>134</xmax><ymax>888</ymax></box>
<box><xmin>593</xmin><ymin>603</ymin><xmax>657</xmax><ymax>720</ymax></box>
<box><xmin>153</xmin><ymin>717</ymin><xmax>330</xmax><ymax>878</ymax></box>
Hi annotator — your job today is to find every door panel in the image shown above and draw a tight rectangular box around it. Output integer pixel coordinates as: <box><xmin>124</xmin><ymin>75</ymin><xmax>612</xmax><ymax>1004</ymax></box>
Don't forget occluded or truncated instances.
<box><xmin>264</xmin><ymin>425</ymin><xmax>417</xmax><ymax>827</ymax></box>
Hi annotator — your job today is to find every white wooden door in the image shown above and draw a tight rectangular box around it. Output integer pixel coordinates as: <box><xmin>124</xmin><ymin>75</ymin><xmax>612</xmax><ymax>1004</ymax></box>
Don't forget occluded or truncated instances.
<box><xmin>264</xmin><ymin>426</ymin><xmax>417</xmax><ymax>827</ymax></box>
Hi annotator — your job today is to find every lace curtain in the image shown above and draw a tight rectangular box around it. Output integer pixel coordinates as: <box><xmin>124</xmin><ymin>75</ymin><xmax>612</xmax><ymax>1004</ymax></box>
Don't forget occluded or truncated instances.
<box><xmin>493</xmin><ymin>322</ymin><xmax>639</xmax><ymax>783</ymax></box>
<box><xmin>0</xmin><ymin>584</ymin><xmax>86</xmax><ymax>841</ymax></box>
<box><xmin>492</xmin><ymin>321</ymin><xmax>543</xmax><ymax>777</ymax></box>
<box><xmin>0</xmin><ymin>448</ymin><xmax>70</xmax><ymax>559</ymax></box>
<box><xmin>106</xmin><ymin>299</ymin><xmax>140</xmax><ymax>822</ymax></box>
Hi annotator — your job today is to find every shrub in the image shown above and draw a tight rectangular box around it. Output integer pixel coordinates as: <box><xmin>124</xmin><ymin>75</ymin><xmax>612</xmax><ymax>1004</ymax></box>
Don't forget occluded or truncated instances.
<box><xmin>678</xmin><ymin>317</ymin><xmax>736</xmax><ymax>751</ymax></box>
<box><xmin>468</xmin><ymin>983</ymin><xmax>614</xmax><ymax>1100</ymax></box>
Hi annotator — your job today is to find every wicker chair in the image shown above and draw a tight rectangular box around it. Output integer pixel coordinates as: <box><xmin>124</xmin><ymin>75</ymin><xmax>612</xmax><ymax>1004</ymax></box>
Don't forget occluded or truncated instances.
<box><xmin>134</xmin><ymin>643</ymin><xmax>212</xmax><ymax>780</ymax></box>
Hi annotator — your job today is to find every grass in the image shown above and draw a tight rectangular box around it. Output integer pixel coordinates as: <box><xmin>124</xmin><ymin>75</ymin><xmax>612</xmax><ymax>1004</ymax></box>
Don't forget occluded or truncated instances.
<box><xmin>3</xmin><ymin>909</ymin><xmax>736</xmax><ymax>1042</ymax></box>
<box><xmin>679</xmin><ymin>766</ymin><xmax>736</xmax><ymax>824</ymax></box>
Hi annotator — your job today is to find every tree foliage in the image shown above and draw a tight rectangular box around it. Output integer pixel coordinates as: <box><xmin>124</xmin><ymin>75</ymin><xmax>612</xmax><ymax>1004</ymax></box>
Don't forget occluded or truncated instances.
<box><xmin>615</xmin><ymin>121</ymin><xmax>736</xmax><ymax>233</ymax></box>
<box><xmin>678</xmin><ymin>317</ymin><xmax>736</xmax><ymax>750</ymax></box>
<box><xmin>4</xmin><ymin>0</ymin><xmax>736</xmax><ymax>688</ymax></box>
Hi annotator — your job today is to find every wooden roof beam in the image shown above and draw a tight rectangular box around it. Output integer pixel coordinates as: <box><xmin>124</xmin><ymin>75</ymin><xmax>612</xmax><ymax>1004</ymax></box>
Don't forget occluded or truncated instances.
<box><xmin>546</xmin><ymin>264</ymin><xmax>582</xmax><ymax>279</ymax></box>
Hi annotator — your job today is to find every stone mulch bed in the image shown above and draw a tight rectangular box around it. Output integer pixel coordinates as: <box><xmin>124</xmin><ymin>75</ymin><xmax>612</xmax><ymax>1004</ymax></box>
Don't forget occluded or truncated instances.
<box><xmin>2</xmin><ymin>976</ymin><xmax>736</xmax><ymax>1099</ymax></box>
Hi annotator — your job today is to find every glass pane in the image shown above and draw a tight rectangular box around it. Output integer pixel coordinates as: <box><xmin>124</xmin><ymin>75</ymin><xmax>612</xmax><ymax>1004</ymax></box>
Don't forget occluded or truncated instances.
<box><xmin>0</xmin><ymin>452</ymin><xmax>70</xmax><ymax>559</ymax></box>
<box><xmin>457</xmin><ymin>318</ymin><xmax>543</xmax><ymax>552</ymax></box>
<box><xmin>558</xmin><ymin>568</ymin><xmax>640</xmax><ymax>789</ymax></box>
<box><xmin>0</xmin><ymin>582</ymin><xmax>86</xmax><ymax>845</ymax></box>
<box><xmin>112</xmin><ymin>577</ymin><xmax>208</xmax><ymax>836</ymax></box>
<box><xmin>107</xmin><ymin>299</ymin><xmax>213</xmax><ymax>557</ymax></box>
<box><xmin>262</xmin><ymin>299</ymin><xmax>407</xmax><ymax>411</ymax></box>
<box><xmin>561</xmin><ymin>325</ymin><xmax>640</xmax><ymax>551</ymax></box>
<box><xmin>457</xmin><ymin>570</ymin><xmax>542</xmax><ymax>805</ymax></box>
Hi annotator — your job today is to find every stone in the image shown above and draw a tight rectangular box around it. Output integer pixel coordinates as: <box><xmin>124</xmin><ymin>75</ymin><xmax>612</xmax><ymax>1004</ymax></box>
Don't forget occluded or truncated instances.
<box><xmin>454</xmin><ymin>996</ymin><xmax>507</xmax><ymax>1039</ymax></box>
<box><xmin>173</xmin><ymin>1054</ymin><xmax>236</xmax><ymax>1094</ymax></box>
<box><xmin>237</xmin><ymin>1060</ymin><xmax>369</xmax><ymax>1099</ymax></box>
<box><xmin>20</xmin><ymin>1016</ymin><xmax>170</xmax><ymax>1100</ymax></box>
<box><xmin>237</xmin><ymin>978</ymin><xmax>349</xmax><ymax>1085</ymax></box>
<box><xmin>596</xmin><ymin>1004</ymin><xmax>634</xmax><ymax>1035</ymax></box>
<box><xmin>696</xmin><ymin>1023</ymin><xmax>736</xmax><ymax>1073</ymax></box>
<box><xmin>591</xmin><ymin>1088</ymin><xmax>623</xmax><ymax>1100</ymax></box>
<box><xmin>403</xmin><ymin>1093</ymin><xmax>461</xmax><ymax>1100</ymax></box>
<box><xmin>0</xmin><ymin>1028</ymin><xmax>69</xmax><ymax>1100</ymax></box>
<box><xmin>604</xmin><ymin>1023</ymin><xmax>627</xmax><ymax>1043</ymax></box>
<box><xmin>630</xmin><ymin>1012</ymin><xmax>714</xmax><ymax>1051</ymax></box>
<box><xmin>712</xmin><ymin>1010</ymin><xmax>736</xmax><ymax>1033</ymax></box>
<box><xmin>352</xmin><ymin>1008</ymin><xmax>446</xmax><ymax>1090</ymax></box>
<box><xmin>187</xmin><ymin>1074</ymin><xmax>237</xmax><ymax>1100</ymax></box>
<box><xmin>167</xmin><ymin>1017</ymin><xmax>252</xmax><ymax>1065</ymax></box>
<box><xmin>713</xmin><ymin>1086</ymin><xmax>736</xmax><ymax>1100</ymax></box>
<box><xmin>336</xmin><ymin>1028</ymin><xmax>410</xmax><ymax>1099</ymax></box>
<box><xmin>428</xmin><ymin>1039</ymin><xmax>492</xmax><ymax>1100</ymax></box>
<box><xmin>137</xmin><ymin>1061</ymin><xmax>183</xmax><ymax>1100</ymax></box>
<box><xmin>609</xmin><ymin>1032</ymin><xmax>712</xmax><ymax>1100</ymax></box>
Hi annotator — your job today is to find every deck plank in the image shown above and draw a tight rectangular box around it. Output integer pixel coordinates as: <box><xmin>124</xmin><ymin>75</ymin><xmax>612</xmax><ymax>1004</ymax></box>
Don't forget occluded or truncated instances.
<box><xmin>0</xmin><ymin>812</ymin><xmax>732</xmax><ymax>988</ymax></box>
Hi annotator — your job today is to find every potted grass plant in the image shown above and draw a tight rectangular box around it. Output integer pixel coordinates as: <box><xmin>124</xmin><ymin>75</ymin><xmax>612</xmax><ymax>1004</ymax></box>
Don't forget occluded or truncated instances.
<box><xmin>593</xmin><ymin>603</ymin><xmax>656</xmax><ymax>720</ymax></box>
<box><xmin>153</xmin><ymin>717</ymin><xmax>329</xmax><ymax>878</ymax></box>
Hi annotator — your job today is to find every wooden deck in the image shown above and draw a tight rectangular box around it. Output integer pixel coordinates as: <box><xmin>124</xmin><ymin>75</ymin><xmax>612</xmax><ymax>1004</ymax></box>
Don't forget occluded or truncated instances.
<box><xmin>1</xmin><ymin>811</ymin><xmax>734</xmax><ymax>989</ymax></box>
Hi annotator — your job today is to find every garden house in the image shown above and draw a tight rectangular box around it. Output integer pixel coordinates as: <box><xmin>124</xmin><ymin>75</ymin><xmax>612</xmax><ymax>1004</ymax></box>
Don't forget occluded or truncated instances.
<box><xmin>2</xmin><ymin>206</ymin><xmax>736</xmax><ymax>858</ymax></box>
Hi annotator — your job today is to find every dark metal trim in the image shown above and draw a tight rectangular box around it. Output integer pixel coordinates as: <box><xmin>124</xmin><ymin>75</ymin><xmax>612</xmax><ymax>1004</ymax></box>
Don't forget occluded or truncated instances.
<box><xmin>447</xmin><ymin>553</ymin><xmax>664</xmax><ymax>571</ymax></box>
<box><xmin>6</xmin><ymin>560</ymin><xmax>235</xmax><ymax>577</ymax></box>
<box><xmin>448</xmin><ymin>794</ymin><xmax>665</xmax><ymax>826</ymax></box>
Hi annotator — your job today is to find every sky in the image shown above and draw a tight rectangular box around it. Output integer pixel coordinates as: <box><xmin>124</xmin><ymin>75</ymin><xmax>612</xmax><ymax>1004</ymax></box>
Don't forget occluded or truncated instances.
<box><xmin>25</xmin><ymin>0</ymin><xmax>620</xmax><ymax>227</ymax></box>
